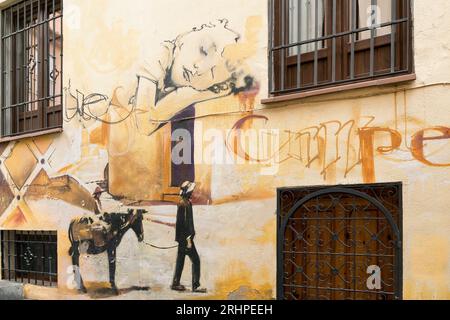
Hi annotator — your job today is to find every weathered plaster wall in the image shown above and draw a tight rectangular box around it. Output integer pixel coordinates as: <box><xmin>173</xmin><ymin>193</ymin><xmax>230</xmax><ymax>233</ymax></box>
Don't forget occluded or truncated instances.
<box><xmin>0</xmin><ymin>0</ymin><xmax>448</xmax><ymax>300</ymax></box>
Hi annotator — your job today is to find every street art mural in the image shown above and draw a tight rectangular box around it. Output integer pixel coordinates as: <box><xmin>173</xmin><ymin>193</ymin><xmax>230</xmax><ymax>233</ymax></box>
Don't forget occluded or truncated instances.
<box><xmin>0</xmin><ymin>16</ymin><xmax>273</xmax><ymax>299</ymax></box>
<box><xmin>0</xmin><ymin>5</ymin><xmax>448</xmax><ymax>300</ymax></box>
<box><xmin>58</xmin><ymin>17</ymin><xmax>262</xmax><ymax>297</ymax></box>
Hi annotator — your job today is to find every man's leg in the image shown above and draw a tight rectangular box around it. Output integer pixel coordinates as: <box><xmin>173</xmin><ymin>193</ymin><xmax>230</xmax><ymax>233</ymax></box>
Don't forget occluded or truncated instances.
<box><xmin>187</xmin><ymin>242</ymin><xmax>206</xmax><ymax>293</ymax></box>
<box><xmin>172</xmin><ymin>242</ymin><xmax>187</xmax><ymax>291</ymax></box>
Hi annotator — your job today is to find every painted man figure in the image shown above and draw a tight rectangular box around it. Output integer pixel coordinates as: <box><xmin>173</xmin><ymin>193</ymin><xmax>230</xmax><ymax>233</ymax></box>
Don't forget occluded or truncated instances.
<box><xmin>171</xmin><ymin>181</ymin><xmax>207</xmax><ymax>293</ymax></box>
<box><xmin>93</xmin><ymin>187</ymin><xmax>104</xmax><ymax>215</ymax></box>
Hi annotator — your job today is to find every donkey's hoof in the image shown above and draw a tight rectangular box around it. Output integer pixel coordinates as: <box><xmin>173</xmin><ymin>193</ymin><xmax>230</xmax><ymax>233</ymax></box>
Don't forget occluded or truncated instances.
<box><xmin>78</xmin><ymin>287</ymin><xmax>87</xmax><ymax>294</ymax></box>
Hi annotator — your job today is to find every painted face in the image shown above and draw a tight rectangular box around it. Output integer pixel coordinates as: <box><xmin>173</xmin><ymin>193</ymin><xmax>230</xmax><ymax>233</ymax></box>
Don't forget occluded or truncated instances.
<box><xmin>169</xmin><ymin>20</ymin><xmax>240</xmax><ymax>91</ymax></box>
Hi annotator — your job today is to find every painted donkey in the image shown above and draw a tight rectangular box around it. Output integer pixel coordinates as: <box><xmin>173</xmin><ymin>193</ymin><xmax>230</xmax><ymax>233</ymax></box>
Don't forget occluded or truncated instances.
<box><xmin>68</xmin><ymin>209</ymin><xmax>146</xmax><ymax>294</ymax></box>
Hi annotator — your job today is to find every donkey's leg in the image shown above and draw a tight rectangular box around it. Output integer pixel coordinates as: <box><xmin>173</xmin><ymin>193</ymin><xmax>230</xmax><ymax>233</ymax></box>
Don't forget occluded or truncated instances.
<box><xmin>71</xmin><ymin>242</ymin><xmax>87</xmax><ymax>293</ymax></box>
<box><xmin>107</xmin><ymin>246</ymin><xmax>118</xmax><ymax>294</ymax></box>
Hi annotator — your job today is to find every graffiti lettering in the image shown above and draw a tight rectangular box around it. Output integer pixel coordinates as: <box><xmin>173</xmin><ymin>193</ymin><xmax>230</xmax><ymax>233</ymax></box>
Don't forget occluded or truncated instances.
<box><xmin>228</xmin><ymin>116</ymin><xmax>450</xmax><ymax>182</ymax></box>
<box><xmin>359</xmin><ymin>127</ymin><xmax>402</xmax><ymax>183</ymax></box>
<box><xmin>411</xmin><ymin>127</ymin><xmax>450</xmax><ymax>167</ymax></box>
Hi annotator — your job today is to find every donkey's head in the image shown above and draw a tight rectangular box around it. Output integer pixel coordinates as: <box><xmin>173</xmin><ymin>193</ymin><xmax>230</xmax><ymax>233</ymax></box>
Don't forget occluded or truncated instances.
<box><xmin>128</xmin><ymin>209</ymin><xmax>146</xmax><ymax>242</ymax></box>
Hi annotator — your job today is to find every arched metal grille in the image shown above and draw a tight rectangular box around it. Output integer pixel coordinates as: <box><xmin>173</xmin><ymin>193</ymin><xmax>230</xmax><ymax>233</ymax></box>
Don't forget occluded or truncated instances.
<box><xmin>277</xmin><ymin>183</ymin><xmax>402</xmax><ymax>300</ymax></box>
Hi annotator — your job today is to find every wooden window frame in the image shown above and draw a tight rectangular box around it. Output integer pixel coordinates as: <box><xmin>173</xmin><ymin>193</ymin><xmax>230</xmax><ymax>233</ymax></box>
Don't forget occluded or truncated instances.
<box><xmin>1</xmin><ymin>0</ymin><xmax>63</xmax><ymax>140</ymax></box>
<box><xmin>269</xmin><ymin>0</ymin><xmax>414</xmax><ymax>98</ymax></box>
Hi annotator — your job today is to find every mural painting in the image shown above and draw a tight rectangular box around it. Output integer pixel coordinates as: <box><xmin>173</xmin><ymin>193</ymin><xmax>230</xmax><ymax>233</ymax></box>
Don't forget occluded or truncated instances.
<box><xmin>0</xmin><ymin>17</ymin><xmax>271</xmax><ymax>299</ymax></box>
<box><xmin>0</xmin><ymin>3</ymin><xmax>448</xmax><ymax>300</ymax></box>
<box><xmin>62</xmin><ymin>18</ymin><xmax>261</xmax><ymax>297</ymax></box>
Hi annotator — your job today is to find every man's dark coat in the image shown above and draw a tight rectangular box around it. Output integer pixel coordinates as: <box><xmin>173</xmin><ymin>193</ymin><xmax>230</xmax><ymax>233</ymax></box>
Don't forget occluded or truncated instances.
<box><xmin>175</xmin><ymin>198</ymin><xmax>196</xmax><ymax>243</ymax></box>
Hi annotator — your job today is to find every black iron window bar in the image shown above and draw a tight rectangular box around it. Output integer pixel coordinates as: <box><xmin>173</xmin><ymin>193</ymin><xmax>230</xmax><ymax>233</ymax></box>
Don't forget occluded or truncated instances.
<box><xmin>1</xmin><ymin>230</ymin><xmax>58</xmax><ymax>287</ymax></box>
<box><xmin>269</xmin><ymin>0</ymin><xmax>412</xmax><ymax>95</ymax></box>
<box><xmin>1</xmin><ymin>0</ymin><xmax>63</xmax><ymax>138</ymax></box>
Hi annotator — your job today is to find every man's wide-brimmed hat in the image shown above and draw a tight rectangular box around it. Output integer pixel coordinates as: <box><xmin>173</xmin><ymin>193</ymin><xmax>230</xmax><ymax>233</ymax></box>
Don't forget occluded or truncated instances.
<box><xmin>180</xmin><ymin>181</ymin><xmax>196</xmax><ymax>196</ymax></box>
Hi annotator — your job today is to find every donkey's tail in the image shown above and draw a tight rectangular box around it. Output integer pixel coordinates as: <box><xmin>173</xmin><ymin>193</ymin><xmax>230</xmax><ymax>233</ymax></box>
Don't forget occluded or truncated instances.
<box><xmin>68</xmin><ymin>221</ymin><xmax>75</xmax><ymax>256</ymax></box>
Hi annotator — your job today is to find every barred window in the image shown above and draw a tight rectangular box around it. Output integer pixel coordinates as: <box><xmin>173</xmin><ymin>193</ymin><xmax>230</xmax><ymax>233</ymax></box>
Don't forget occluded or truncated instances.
<box><xmin>1</xmin><ymin>230</ymin><xmax>58</xmax><ymax>287</ymax></box>
<box><xmin>1</xmin><ymin>0</ymin><xmax>63</xmax><ymax>139</ymax></box>
<box><xmin>269</xmin><ymin>0</ymin><xmax>413</xmax><ymax>96</ymax></box>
